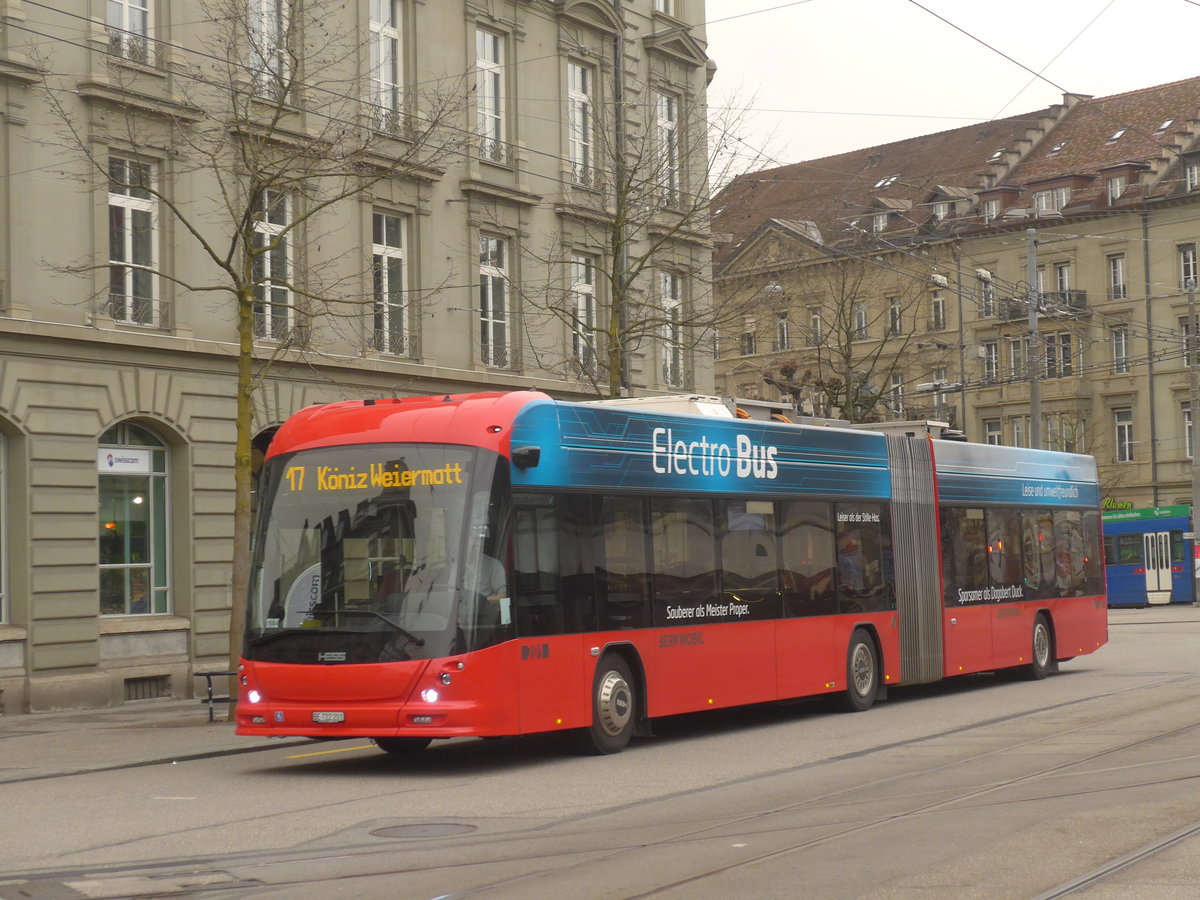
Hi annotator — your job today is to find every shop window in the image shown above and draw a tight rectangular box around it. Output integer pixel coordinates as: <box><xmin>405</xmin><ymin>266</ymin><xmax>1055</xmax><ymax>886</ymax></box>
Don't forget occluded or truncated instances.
<box><xmin>98</xmin><ymin>422</ymin><xmax>169</xmax><ymax>615</ymax></box>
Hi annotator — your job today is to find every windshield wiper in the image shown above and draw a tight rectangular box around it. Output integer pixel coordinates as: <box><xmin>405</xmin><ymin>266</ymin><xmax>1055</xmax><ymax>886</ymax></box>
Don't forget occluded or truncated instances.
<box><xmin>310</xmin><ymin>609</ymin><xmax>426</xmax><ymax>646</ymax></box>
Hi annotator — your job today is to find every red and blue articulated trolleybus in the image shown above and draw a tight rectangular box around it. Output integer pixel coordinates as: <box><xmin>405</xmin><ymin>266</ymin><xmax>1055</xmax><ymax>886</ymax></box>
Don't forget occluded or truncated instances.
<box><xmin>236</xmin><ymin>391</ymin><xmax>1108</xmax><ymax>755</ymax></box>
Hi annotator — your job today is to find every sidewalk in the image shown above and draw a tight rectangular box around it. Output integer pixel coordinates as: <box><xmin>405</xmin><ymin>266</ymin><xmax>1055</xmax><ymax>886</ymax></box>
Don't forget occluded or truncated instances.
<box><xmin>0</xmin><ymin>698</ymin><xmax>311</xmax><ymax>784</ymax></box>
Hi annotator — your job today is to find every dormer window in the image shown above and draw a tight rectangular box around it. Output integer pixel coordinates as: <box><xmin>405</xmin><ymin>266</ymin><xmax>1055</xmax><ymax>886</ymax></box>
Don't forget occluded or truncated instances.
<box><xmin>1107</xmin><ymin>129</ymin><xmax>1126</xmax><ymax>143</ymax></box>
<box><xmin>932</xmin><ymin>201</ymin><xmax>951</xmax><ymax>220</ymax></box>
<box><xmin>982</xmin><ymin>198</ymin><xmax>1000</xmax><ymax>222</ymax></box>
<box><xmin>1107</xmin><ymin>175</ymin><xmax>1126</xmax><ymax>204</ymax></box>
<box><xmin>1033</xmin><ymin>186</ymin><xmax>1070</xmax><ymax>213</ymax></box>
<box><xmin>987</xmin><ymin>149</ymin><xmax>1004</xmax><ymax>162</ymax></box>
<box><xmin>1186</xmin><ymin>161</ymin><xmax>1200</xmax><ymax>192</ymax></box>
<box><xmin>874</xmin><ymin>174</ymin><xmax>899</xmax><ymax>188</ymax></box>
<box><xmin>873</xmin><ymin>212</ymin><xmax>889</xmax><ymax>233</ymax></box>
<box><xmin>1156</xmin><ymin>119</ymin><xmax>1175</xmax><ymax>134</ymax></box>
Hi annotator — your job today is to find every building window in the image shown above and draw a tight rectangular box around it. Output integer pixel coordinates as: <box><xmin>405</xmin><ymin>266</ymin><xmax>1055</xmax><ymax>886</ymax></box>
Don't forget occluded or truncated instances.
<box><xmin>479</xmin><ymin>236</ymin><xmax>510</xmax><ymax>367</ymax></box>
<box><xmin>853</xmin><ymin>301</ymin><xmax>868</xmax><ymax>340</ymax></box>
<box><xmin>1181</xmin><ymin>315</ymin><xmax>1199</xmax><ymax>366</ymax></box>
<box><xmin>108</xmin><ymin>156</ymin><xmax>158</xmax><ymax>327</ymax></box>
<box><xmin>982</xmin><ymin>341</ymin><xmax>998</xmax><ymax>383</ymax></box>
<box><xmin>1107</xmin><ymin>175</ymin><xmax>1126</xmax><ymax>204</ymax></box>
<box><xmin>931</xmin><ymin>366</ymin><xmax>948</xmax><ymax>406</ymax></box>
<box><xmin>979</xmin><ymin>279</ymin><xmax>996</xmax><ymax>317</ymax></box>
<box><xmin>740</xmin><ymin>324</ymin><xmax>756</xmax><ymax>356</ymax></box>
<box><xmin>248</xmin><ymin>0</ymin><xmax>288</xmax><ymax>97</ymax></box>
<box><xmin>1044</xmin><ymin>333</ymin><xmax>1072</xmax><ymax>378</ymax></box>
<box><xmin>984</xmin><ymin>419</ymin><xmax>1001</xmax><ymax>446</ymax></box>
<box><xmin>932</xmin><ymin>201</ymin><xmax>950</xmax><ymax>221</ymax></box>
<box><xmin>369</xmin><ymin>0</ymin><xmax>402</xmax><ymax>130</ymax></box>
<box><xmin>1108</xmin><ymin>254</ymin><xmax>1127</xmax><ymax>300</ymax></box>
<box><xmin>1185</xmin><ymin>402</ymin><xmax>1194</xmax><ymax>459</ymax></box>
<box><xmin>570</xmin><ymin>254</ymin><xmax>596</xmax><ymax>373</ymax></box>
<box><xmin>930</xmin><ymin>290</ymin><xmax>946</xmax><ymax>331</ymax></box>
<box><xmin>661</xmin><ymin>272</ymin><xmax>683</xmax><ymax>386</ymax></box>
<box><xmin>655</xmin><ymin>92</ymin><xmax>679</xmax><ymax>206</ymax></box>
<box><xmin>872</xmin><ymin>212</ymin><xmax>888</xmax><ymax>233</ymax></box>
<box><xmin>372</xmin><ymin>211</ymin><xmax>408</xmax><ymax>355</ymax></box>
<box><xmin>1009</xmin><ymin>338</ymin><xmax>1026</xmax><ymax>380</ymax></box>
<box><xmin>774</xmin><ymin>312</ymin><xmax>790</xmax><ymax>351</ymax></box>
<box><xmin>1012</xmin><ymin>417</ymin><xmax>1032</xmax><ymax>448</ymax></box>
<box><xmin>807</xmin><ymin>308</ymin><xmax>822</xmax><ymax>346</ymax></box>
<box><xmin>567</xmin><ymin>62</ymin><xmax>594</xmax><ymax>185</ymax></box>
<box><xmin>1034</xmin><ymin>186</ymin><xmax>1070</xmax><ymax>213</ymax></box>
<box><xmin>1114</xmin><ymin>408</ymin><xmax>1134</xmax><ymax>462</ymax></box>
<box><xmin>654</xmin><ymin>0</ymin><xmax>676</xmax><ymax>13</ymax></box>
<box><xmin>475</xmin><ymin>29</ymin><xmax>506</xmax><ymax>162</ymax></box>
<box><xmin>99</xmin><ymin>423</ymin><xmax>169</xmax><ymax>616</ymax></box>
<box><xmin>1053</xmin><ymin>262</ymin><xmax>1071</xmax><ymax>294</ymax></box>
<box><xmin>886</xmin><ymin>296</ymin><xmax>902</xmax><ymax>336</ymax></box>
<box><xmin>1112</xmin><ymin>325</ymin><xmax>1129</xmax><ymax>374</ymax></box>
<box><xmin>888</xmin><ymin>373</ymin><xmax>903</xmax><ymax>416</ymax></box>
<box><xmin>982</xmin><ymin>198</ymin><xmax>1000</xmax><ymax>222</ymax></box>
<box><xmin>107</xmin><ymin>0</ymin><xmax>150</xmax><ymax>63</ymax></box>
<box><xmin>1182</xmin><ymin>243</ymin><xmax>1199</xmax><ymax>289</ymax></box>
<box><xmin>252</xmin><ymin>189</ymin><xmax>292</xmax><ymax>340</ymax></box>
<box><xmin>1186</xmin><ymin>163</ymin><xmax>1200</xmax><ymax>192</ymax></box>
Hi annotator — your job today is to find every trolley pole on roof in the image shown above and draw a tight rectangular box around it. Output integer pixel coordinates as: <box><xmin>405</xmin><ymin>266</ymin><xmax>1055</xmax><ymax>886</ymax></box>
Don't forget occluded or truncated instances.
<box><xmin>1188</xmin><ymin>278</ymin><xmax>1200</xmax><ymax>606</ymax></box>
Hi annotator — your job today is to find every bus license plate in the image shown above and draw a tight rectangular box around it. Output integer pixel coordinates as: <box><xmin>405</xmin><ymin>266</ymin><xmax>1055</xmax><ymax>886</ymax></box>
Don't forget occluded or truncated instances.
<box><xmin>312</xmin><ymin>711</ymin><xmax>345</xmax><ymax>724</ymax></box>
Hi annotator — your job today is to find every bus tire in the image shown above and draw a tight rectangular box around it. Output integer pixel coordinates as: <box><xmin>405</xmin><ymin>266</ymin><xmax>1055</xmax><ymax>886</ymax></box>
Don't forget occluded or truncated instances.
<box><xmin>1027</xmin><ymin>615</ymin><xmax>1053</xmax><ymax>680</ymax></box>
<box><xmin>581</xmin><ymin>654</ymin><xmax>636</xmax><ymax>754</ymax></box>
<box><xmin>840</xmin><ymin>628</ymin><xmax>878</xmax><ymax>712</ymax></box>
<box><xmin>374</xmin><ymin>737</ymin><xmax>432</xmax><ymax>756</ymax></box>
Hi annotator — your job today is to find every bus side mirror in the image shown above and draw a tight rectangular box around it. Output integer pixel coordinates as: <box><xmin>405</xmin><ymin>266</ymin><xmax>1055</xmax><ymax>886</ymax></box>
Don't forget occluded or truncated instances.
<box><xmin>511</xmin><ymin>446</ymin><xmax>541</xmax><ymax>469</ymax></box>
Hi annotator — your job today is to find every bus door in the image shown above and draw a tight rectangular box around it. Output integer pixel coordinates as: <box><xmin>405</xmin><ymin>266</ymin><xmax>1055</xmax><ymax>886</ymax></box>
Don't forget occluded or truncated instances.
<box><xmin>1143</xmin><ymin>531</ymin><xmax>1172</xmax><ymax>605</ymax></box>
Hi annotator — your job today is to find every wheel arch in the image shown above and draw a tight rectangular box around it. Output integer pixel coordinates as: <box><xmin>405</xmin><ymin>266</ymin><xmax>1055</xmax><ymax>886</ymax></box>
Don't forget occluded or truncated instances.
<box><xmin>594</xmin><ymin>641</ymin><xmax>651</xmax><ymax>736</ymax></box>
<box><xmin>849</xmin><ymin>622</ymin><xmax>888</xmax><ymax>700</ymax></box>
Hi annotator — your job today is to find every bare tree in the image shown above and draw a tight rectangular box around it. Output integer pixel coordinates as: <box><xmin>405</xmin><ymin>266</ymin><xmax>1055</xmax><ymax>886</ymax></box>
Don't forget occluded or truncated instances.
<box><xmin>38</xmin><ymin>0</ymin><xmax>466</xmax><ymax>681</ymax></box>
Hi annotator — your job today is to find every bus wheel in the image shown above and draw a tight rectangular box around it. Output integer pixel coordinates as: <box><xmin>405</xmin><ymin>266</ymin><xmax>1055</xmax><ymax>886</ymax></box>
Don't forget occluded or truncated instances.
<box><xmin>374</xmin><ymin>737</ymin><xmax>432</xmax><ymax>756</ymax></box>
<box><xmin>840</xmin><ymin>629</ymin><xmax>878</xmax><ymax>712</ymax></box>
<box><xmin>1027</xmin><ymin>615</ymin><xmax>1053</xmax><ymax>680</ymax></box>
<box><xmin>581</xmin><ymin>655</ymin><xmax>636</xmax><ymax>754</ymax></box>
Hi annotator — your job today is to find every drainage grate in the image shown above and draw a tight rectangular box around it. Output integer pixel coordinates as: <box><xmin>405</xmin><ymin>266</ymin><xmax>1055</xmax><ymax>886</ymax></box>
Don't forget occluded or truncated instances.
<box><xmin>124</xmin><ymin>675</ymin><xmax>171</xmax><ymax>701</ymax></box>
<box><xmin>370</xmin><ymin>824</ymin><xmax>478</xmax><ymax>839</ymax></box>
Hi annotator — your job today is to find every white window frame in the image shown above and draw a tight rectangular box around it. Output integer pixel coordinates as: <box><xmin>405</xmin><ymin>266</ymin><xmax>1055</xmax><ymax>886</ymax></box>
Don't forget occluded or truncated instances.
<box><xmin>888</xmin><ymin>373</ymin><xmax>903</xmax><ymax>416</ymax></box>
<box><xmin>775</xmin><ymin>312</ymin><xmax>790</xmax><ymax>351</ymax></box>
<box><xmin>1012</xmin><ymin>416</ymin><xmax>1028</xmax><ymax>449</ymax></box>
<box><xmin>253</xmin><ymin>188</ymin><xmax>292</xmax><ymax>340</ymax></box>
<box><xmin>980</xmin><ymin>279</ymin><xmax>996</xmax><ymax>317</ymax></box>
<box><xmin>107</xmin><ymin>0</ymin><xmax>151</xmax><ymax>63</ymax></box>
<box><xmin>479</xmin><ymin>235</ymin><xmax>510</xmax><ymax>367</ymax></box>
<box><xmin>1053</xmin><ymin>261</ymin><xmax>1071</xmax><ymax>294</ymax></box>
<box><xmin>930</xmin><ymin>290</ymin><xmax>946</xmax><ymax>331</ymax></box>
<box><xmin>932</xmin><ymin>366</ymin><xmax>948</xmax><ymax>406</ymax></box>
<box><xmin>369</xmin><ymin>0</ymin><xmax>402</xmax><ymax>129</ymax></box>
<box><xmin>655</xmin><ymin>91</ymin><xmax>679</xmax><ymax>206</ymax></box>
<box><xmin>654</xmin><ymin>0</ymin><xmax>676</xmax><ymax>13</ymax></box>
<box><xmin>983</xmin><ymin>419</ymin><xmax>1001</xmax><ymax>446</ymax></box>
<box><xmin>1112</xmin><ymin>325</ymin><xmax>1129</xmax><ymax>375</ymax></box>
<box><xmin>108</xmin><ymin>156</ymin><xmax>159</xmax><ymax>327</ymax></box>
<box><xmin>1114</xmin><ymin>408</ymin><xmax>1134</xmax><ymax>462</ymax></box>
<box><xmin>852</xmin><ymin>301</ymin><xmax>868</xmax><ymax>341</ymax></box>
<box><xmin>372</xmin><ymin>211</ymin><xmax>408</xmax><ymax>355</ymax></box>
<box><xmin>983</xmin><ymin>341</ymin><xmax>998</xmax><ymax>383</ymax></box>
<box><xmin>1187</xmin><ymin>163</ymin><xmax>1200</xmax><ymax>192</ymax></box>
<box><xmin>1181</xmin><ymin>243</ymin><xmax>1198</xmax><ymax>289</ymax></box>
<box><xmin>476</xmin><ymin>29</ymin><xmax>506</xmax><ymax>162</ymax></box>
<box><xmin>567</xmin><ymin>62</ymin><xmax>594</xmax><ymax>185</ymax></box>
<box><xmin>1185</xmin><ymin>402</ymin><xmax>1194</xmax><ymax>459</ymax></box>
<box><xmin>1044</xmin><ymin>332</ymin><xmax>1073</xmax><ymax>379</ymax></box>
<box><xmin>808</xmin><ymin>308</ymin><xmax>822</xmax><ymax>346</ymax></box>
<box><xmin>982</xmin><ymin>198</ymin><xmax>1000</xmax><ymax>222</ymax></box>
<box><xmin>661</xmin><ymin>271</ymin><xmax>684</xmax><ymax>386</ymax></box>
<box><xmin>1009</xmin><ymin>338</ymin><xmax>1026</xmax><ymax>380</ymax></box>
<box><xmin>570</xmin><ymin>253</ymin><xmax>597</xmax><ymax>373</ymax></box>
<box><xmin>248</xmin><ymin>0</ymin><xmax>289</xmax><ymax>96</ymax></box>
<box><xmin>1108</xmin><ymin>254</ymin><xmax>1127</xmax><ymax>300</ymax></box>
<box><xmin>1107</xmin><ymin>175</ymin><xmax>1125</xmax><ymax>204</ymax></box>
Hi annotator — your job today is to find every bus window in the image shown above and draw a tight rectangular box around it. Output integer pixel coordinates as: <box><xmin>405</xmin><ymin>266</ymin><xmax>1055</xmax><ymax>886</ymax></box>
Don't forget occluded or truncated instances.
<box><xmin>651</xmin><ymin>497</ymin><xmax>719</xmax><ymax>624</ymax></box>
<box><xmin>986</xmin><ymin>508</ymin><xmax>1023</xmax><ymax>596</ymax></box>
<box><xmin>512</xmin><ymin>493</ymin><xmax>563</xmax><ymax>636</ymax></box>
<box><xmin>778</xmin><ymin>501</ymin><xmax>836</xmax><ymax>617</ymax></box>
<box><xmin>836</xmin><ymin>503</ymin><xmax>893</xmax><ymax>613</ymax></box>
<box><xmin>597</xmin><ymin>496</ymin><xmax>650</xmax><ymax>630</ymax></box>
<box><xmin>1082</xmin><ymin>510</ymin><xmax>1104</xmax><ymax>595</ymax></box>
<box><xmin>1103</xmin><ymin>534</ymin><xmax>1117</xmax><ymax>565</ymax></box>
<box><xmin>1053</xmin><ymin>510</ymin><xmax>1087</xmax><ymax>597</ymax></box>
<box><xmin>719</xmin><ymin>499</ymin><xmax>781</xmax><ymax>619</ymax></box>
<box><xmin>1022</xmin><ymin>510</ymin><xmax>1056</xmax><ymax>600</ymax></box>
<box><xmin>1171</xmin><ymin>530</ymin><xmax>1186</xmax><ymax>564</ymax></box>
<box><xmin>943</xmin><ymin>507</ymin><xmax>989</xmax><ymax>605</ymax></box>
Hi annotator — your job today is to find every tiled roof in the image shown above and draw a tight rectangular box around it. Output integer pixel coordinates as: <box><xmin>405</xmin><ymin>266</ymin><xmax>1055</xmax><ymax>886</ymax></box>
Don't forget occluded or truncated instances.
<box><xmin>714</xmin><ymin>76</ymin><xmax>1200</xmax><ymax>266</ymax></box>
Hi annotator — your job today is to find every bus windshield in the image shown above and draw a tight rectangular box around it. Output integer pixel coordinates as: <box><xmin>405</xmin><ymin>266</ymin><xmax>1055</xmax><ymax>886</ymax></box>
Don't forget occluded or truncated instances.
<box><xmin>245</xmin><ymin>443</ymin><xmax>510</xmax><ymax>664</ymax></box>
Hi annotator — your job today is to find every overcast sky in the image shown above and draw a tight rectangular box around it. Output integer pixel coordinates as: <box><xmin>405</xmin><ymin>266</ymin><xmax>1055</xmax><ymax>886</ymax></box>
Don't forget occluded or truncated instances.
<box><xmin>704</xmin><ymin>0</ymin><xmax>1200</xmax><ymax>168</ymax></box>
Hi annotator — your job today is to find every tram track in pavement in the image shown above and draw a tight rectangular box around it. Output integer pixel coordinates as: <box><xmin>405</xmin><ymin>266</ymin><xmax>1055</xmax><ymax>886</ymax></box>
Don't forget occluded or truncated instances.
<box><xmin>5</xmin><ymin>670</ymin><xmax>1200</xmax><ymax>899</ymax></box>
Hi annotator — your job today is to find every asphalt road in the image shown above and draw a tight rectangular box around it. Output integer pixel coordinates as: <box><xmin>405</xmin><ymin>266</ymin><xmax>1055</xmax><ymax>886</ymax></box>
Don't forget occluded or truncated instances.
<box><xmin>2</xmin><ymin>607</ymin><xmax>1199</xmax><ymax>899</ymax></box>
